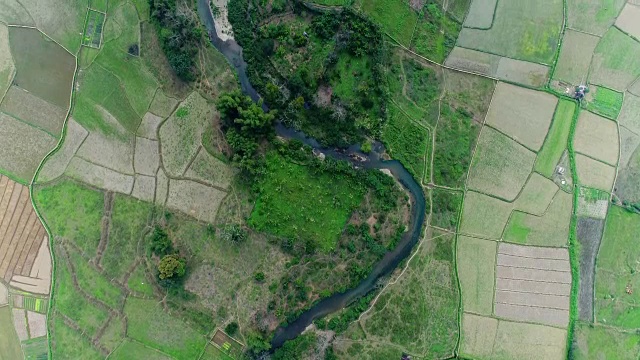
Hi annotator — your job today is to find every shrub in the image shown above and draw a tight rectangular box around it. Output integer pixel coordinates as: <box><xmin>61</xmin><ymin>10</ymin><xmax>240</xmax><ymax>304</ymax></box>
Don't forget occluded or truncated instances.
<box><xmin>158</xmin><ymin>254</ymin><xmax>186</xmax><ymax>279</ymax></box>
<box><xmin>254</xmin><ymin>272</ymin><xmax>265</xmax><ymax>282</ymax></box>
<box><xmin>225</xmin><ymin>321</ymin><xmax>239</xmax><ymax>336</ymax></box>
<box><xmin>149</xmin><ymin>227</ymin><xmax>173</xmax><ymax>256</ymax></box>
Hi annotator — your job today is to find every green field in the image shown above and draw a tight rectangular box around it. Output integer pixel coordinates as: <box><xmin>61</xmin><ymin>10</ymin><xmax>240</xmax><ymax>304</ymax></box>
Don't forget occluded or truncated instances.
<box><xmin>457</xmin><ymin>236</ymin><xmax>497</xmax><ymax>315</ymax></box>
<box><xmin>457</xmin><ymin>0</ymin><xmax>564</xmax><ymax>64</ymax></box>
<box><xmin>589</xmin><ymin>27</ymin><xmax>640</xmax><ymax>91</ymax></box>
<box><xmin>534</xmin><ymin>100</ymin><xmax>577</xmax><ymax>177</ymax></box>
<box><xmin>431</xmin><ymin>188</ymin><xmax>463</xmax><ymax>230</ymax></box>
<box><xmin>110</xmin><ymin>339</ymin><xmax>174</xmax><ymax>360</ymax></box>
<box><xmin>35</xmin><ymin>180</ymin><xmax>104</xmax><ymax>256</ymax></box>
<box><xmin>0</xmin><ymin>307</ymin><xmax>22</xmax><ymax>360</ymax></box>
<box><xmin>411</xmin><ymin>4</ymin><xmax>461</xmax><ymax>63</ymax></box>
<box><xmin>249</xmin><ymin>153</ymin><xmax>365</xmax><ymax>252</ymax></box>
<box><xmin>125</xmin><ymin>298</ymin><xmax>208</xmax><ymax>359</ymax></box>
<box><xmin>51</xmin><ymin>315</ymin><xmax>103</xmax><ymax>360</ymax></box>
<box><xmin>358</xmin><ymin>0</ymin><xmax>419</xmax><ymax>46</ymax></box>
<box><xmin>68</xmin><ymin>247</ymin><xmax>125</xmax><ymax>309</ymax></box>
<box><xmin>571</xmin><ymin>322</ymin><xmax>640</xmax><ymax>359</ymax></box>
<box><xmin>382</xmin><ymin>104</ymin><xmax>430</xmax><ymax>181</ymax></box>
<box><xmin>595</xmin><ymin>206</ymin><xmax>640</xmax><ymax>328</ymax></box>
<box><xmin>585</xmin><ymin>85</ymin><xmax>623</xmax><ymax>120</ymax></box>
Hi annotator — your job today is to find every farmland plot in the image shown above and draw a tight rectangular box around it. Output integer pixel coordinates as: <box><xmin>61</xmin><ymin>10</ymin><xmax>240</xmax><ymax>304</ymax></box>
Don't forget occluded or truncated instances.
<box><xmin>445</xmin><ymin>47</ymin><xmax>550</xmax><ymax>87</ymax></box>
<box><xmin>0</xmin><ymin>85</ymin><xmax>67</xmax><ymax>136</ymax></box>
<box><xmin>618</xmin><ymin>125</ymin><xmax>640</xmax><ymax>168</ymax></box>
<box><xmin>0</xmin><ymin>113</ymin><xmax>58</xmax><ymax>182</ymax></box>
<box><xmin>576</xmin><ymin>217</ymin><xmax>605</xmax><ymax>321</ymax></box>
<box><xmin>459</xmin><ymin>191</ymin><xmax>512</xmax><ymax>239</ymax></box>
<box><xmin>184</xmin><ymin>148</ymin><xmax>236</xmax><ymax>190</ymax></box>
<box><xmin>513</xmin><ymin>173</ymin><xmax>558</xmax><ymax>216</ymax></box>
<box><xmin>0</xmin><ymin>307</ymin><xmax>23</xmax><ymax>360</ymax></box>
<box><xmin>463</xmin><ymin>0</ymin><xmax>497</xmax><ymax>29</ymax></box>
<box><xmin>457</xmin><ymin>0</ymin><xmax>563</xmax><ymax>64</ymax></box>
<box><xmin>589</xmin><ymin>27</ymin><xmax>640</xmax><ymax>91</ymax></box>
<box><xmin>619</xmin><ymin>93</ymin><xmax>640</xmax><ymax>132</ymax></box>
<box><xmin>567</xmin><ymin>0</ymin><xmax>626</xmax><ymax>36</ymax></box>
<box><xmin>167</xmin><ymin>179</ymin><xmax>227</xmax><ymax>225</ymax></box>
<box><xmin>485</xmin><ymin>83</ymin><xmax>557</xmax><ymax>151</ymax></box>
<box><xmin>595</xmin><ymin>206</ymin><xmax>640</xmax><ymax>329</ymax></box>
<box><xmin>573</xmin><ymin>111</ymin><xmax>619</xmax><ymax>165</ymax></box>
<box><xmin>76</xmin><ymin>130</ymin><xmax>135</xmax><ymax>175</ymax></box>
<box><xmin>358</xmin><ymin>0</ymin><xmax>419</xmax><ymax>47</ymax></box>
<box><xmin>575</xmin><ymin>153</ymin><xmax>616</xmax><ymax>191</ymax></box>
<box><xmin>616</xmin><ymin>4</ymin><xmax>640</xmax><ymax>41</ymax></box>
<box><xmin>66</xmin><ymin>157</ymin><xmax>135</xmax><ymax>195</ymax></box>
<box><xmin>9</xmin><ymin>27</ymin><xmax>75</xmax><ymax>109</ymax></box>
<box><xmin>38</xmin><ymin>119</ymin><xmax>89</xmax><ymax>183</ymax></box>
<box><xmin>134</xmin><ymin>137</ymin><xmax>160</xmax><ymax>176</ymax></box>
<box><xmin>457</xmin><ymin>236</ymin><xmax>496</xmax><ymax>315</ymax></box>
<box><xmin>467</xmin><ymin>127</ymin><xmax>536</xmax><ymax>201</ymax></box>
<box><xmin>553</xmin><ymin>30</ymin><xmax>600</xmax><ymax>85</ymax></box>
<box><xmin>535</xmin><ymin>100</ymin><xmax>576</xmax><ymax>177</ymax></box>
<box><xmin>0</xmin><ymin>23</ymin><xmax>15</xmax><ymax>99</ymax></box>
<box><xmin>584</xmin><ymin>85</ymin><xmax>623</xmax><ymax>120</ymax></box>
<box><xmin>17</xmin><ymin>0</ymin><xmax>87</xmax><ymax>53</ymax></box>
<box><xmin>137</xmin><ymin>112</ymin><xmax>164</xmax><ymax>140</ymax></box>
<box><xmin>494</xmin><ymin>243</ymin><xmax>571</xmax><ymax>327</ymax></box>
<box><xmin>503</xmin><ymin>191</ymin><xmax>573</xmax><ymax>247</ymax></box>
<box><xmin>576</xmin><ymin>187</ymin><xmax>609</xmax><ymax>219</ymax></box>
<box><xmin>83</xmin><ymin>9</ymin><xmax>106</xmax><ymax>48</ymax></box>
<box><xmin>460</xmin><ymin>313</ymin><xmax>567</xmax><ymax>360</ymax></box>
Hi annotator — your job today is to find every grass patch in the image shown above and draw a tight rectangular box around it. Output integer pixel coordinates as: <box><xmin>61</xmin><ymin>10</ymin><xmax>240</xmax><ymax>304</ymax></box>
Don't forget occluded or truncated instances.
<box><xmin>68</xmin><ymin>247</ymin><xmax>124</xmax><ymax>309</ymax></box>
<box><xmin>571</xmin><ymin>322</ymin><xmax>640</xmax><ymax>359</ymax></box>
<box><xmin>411</xmin><ymin>4</ymin><xmax>461</xmax><ymax>63</ymax></box>
<box><xmin>535</xmin><ymin>99</ymin><xmax>576</xmax><ymax>177</ymax></box>
<box><xmin>361</xmin><ymin>230</ymin><xmax>459</xmax><ymax>358</ymax></box>
<box><xmin>585</xmin><ymin>86</ymin><xmax>623</xmax><ymax>119</ymax></box>
<box><xmin>35</xmin><ymin>180</ymin><xmax>104</xmax><ymax>256</ymax></box>
<box><xmin>110</xmin><ymin>339</ymin><xmax>174</xmax><ymax>360</ymax></box>
<box><xmin>595</xmin><ymin>206</ymin><xmax>640</xmax><ymax>328</ymax></box>
<box><xmin>382</xmin><ymin>104</ymin><xmax>430</xmax><ymax>181</ymax></box>
<box><xmin>98</xmin><ymin>316</ymin><xmax>125</xmax><ymax>353</ymax></box>
<box><xmin>54</xmin><ymin>247</ymin><xmax>111</xmax><ymax>337</ymax></box>
<box><xmin>249</xmin><ymin>153</ymin><xmax>365</xmax><ymax>252</ymax></box>
<box><xmin>358</xmin><ymin>0</ymin><xmax>419</xmax><ymax>46</ymax></box>
<box><xmin>102</xmin><ymin>195</ymin><xmax>155</xmax><ymax>280</ymax></box>
<box><xmin>22</xmin><ymin>337</ymin><xmax>48</xmax><ymax>360</ymax></box>
<box><xmin>431</xmin><ymin>188</ymin><xmax>463</xmax><ymax>230</ymax></box>
<box><xmin>128</xmin><ymin>262</ymin><xmax>155</xmax><ymax>296</ymax></box>
<box><xmin>51</xmin><ymin>314</ymin><xmax>103</xmax><ymax>360</ymax></box>
<box><xmin>125</xmin><ymin>297</ymin><xmax>208</xmax><ymax>359</ymax></box>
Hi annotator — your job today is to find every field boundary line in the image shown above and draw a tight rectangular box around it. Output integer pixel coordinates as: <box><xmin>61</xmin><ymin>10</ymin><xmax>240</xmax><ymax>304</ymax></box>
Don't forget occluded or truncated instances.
<box><xmin>0</xmin><ymin>109</ymin><xmax>60</xmax><ymax>139</ymax></box>
<box><xmin>28</xmin><ymin>30</ymin><xmax>81</xmax><ymax>358</ymax></box>
<box><xmin>0</xmin><ymin>63</ymin><xmax>16</xmax><ymax>105</ymax></box>
<box><xmin>564</xmin><ymin>27</ymin><xmax>602</xmax><ymax>39</ymax></box>
<box><xmin>573</xmin><ymin>150</ymin><xmax>618</xmax><ymax>169</ymax></box>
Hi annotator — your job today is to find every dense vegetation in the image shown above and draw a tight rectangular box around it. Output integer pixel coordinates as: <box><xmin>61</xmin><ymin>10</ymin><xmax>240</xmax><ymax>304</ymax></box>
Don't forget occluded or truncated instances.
<box><xmin>228</xmin><ymin>0</ymin><xmax>388</xmax><ymax>146</ymax></box>
<box><xmin>149</xmin><ymin>0</ymin><xmax>203</xmax><ymax>80</ymax></box>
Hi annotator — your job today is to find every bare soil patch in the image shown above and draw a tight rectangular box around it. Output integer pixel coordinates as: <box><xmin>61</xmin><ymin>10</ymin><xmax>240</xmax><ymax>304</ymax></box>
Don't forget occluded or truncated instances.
<box><xmin>492</xmin><ymin>320</ymin><xmax>566</xmax><ymax>360</ymax></box>
<box><xmin>131</xmin><ymin>174</ymin><xmax>156</xmax><ymax>203</ymax></box>
<box><xmin>184</xmin><ymin>148</ymin><xmax>236</xmax><ymax>190</ymax></box>
<box><xmin>65</xmin><ymin>157</ymin><xmax>135</xmax><ymax>194</ymax></box>
<box><xmin>12</xmin><ymin>308</ymin><xmax>28</xmax><ymax>341</ymax></box>
<box><xmin>27</xmin><ymin>311</ymin><xmax>47</xmax><ymax>338</ymax></box>
<box><xmin>134</xmin><ymin>137</ymin><xmax>160</xmax><ymax>176</ymax></box>
<box><xmin>619</xmin><ymin>126</ymin><xmax>640</xmax><ymax>168</ymax></box>
<box><xmin>0</xmin><ymin>282</ymin><xmax>6</xmax><ymax>305</ymax></box>
<box><xmin>77</xmin><ymin>131</ymin><xmax>135</xmax><ymax>175</ymax></box>
<box><xmin>155</xmin><ymin>169</ymin><xmax>169</xmax><ymax>206</ymax></box>
<box><xmin>574</xmin><ymin>111</ymin><xmax>619</xmax><ymax>165</ymax></box>
<box><xmin>576</xmin><ymin>217</ymin><xmax>605</xmax><ymax>322</ymax></box>
<box><xmin>445</xmin><ymin>46</ymin><xmax>500</xmax><ymax>77</ymax></box>
<box><xmin>166</xmin><ymin>179</ymin><xmax>227</xmax><ymax>224</ymax></box>
<box><xmin>457</xmin><ymin>236</ymin><xmax>497</xmax><ymax>315</ymax></box>
<box><xmin>137</xmin><ymin>112</ymin><xmax>164</xmax><ymax>140</ymax></box>
<box><xmin>460</xmin><ymin>312</ymin><xmax>498</xmax><ymax>359</ymax></box>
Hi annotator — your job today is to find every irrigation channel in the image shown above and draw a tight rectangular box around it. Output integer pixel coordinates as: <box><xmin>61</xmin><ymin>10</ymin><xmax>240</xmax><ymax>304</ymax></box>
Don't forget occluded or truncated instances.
<box><xmin>197</xmin><ymin>1</ymin><xmax>428</xmax><ymax>349</ymax></box>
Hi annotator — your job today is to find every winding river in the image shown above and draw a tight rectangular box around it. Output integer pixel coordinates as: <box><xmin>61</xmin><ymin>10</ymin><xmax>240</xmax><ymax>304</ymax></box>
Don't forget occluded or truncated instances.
<box><xmin>197</xmin><ymin>1</ymin><xmax>427</xmax><ymax>349</ymax></box>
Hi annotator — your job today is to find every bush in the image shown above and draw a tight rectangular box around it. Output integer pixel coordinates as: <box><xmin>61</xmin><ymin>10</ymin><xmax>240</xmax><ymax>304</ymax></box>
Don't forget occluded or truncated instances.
<box><xmin>225</xmin><ymin>321</ymin><xmax>239</xmax><ymax>336</ymax></box>
<box><xmin>254</xmin><ymin>272</ymin><xmax>265</xmax><ymax>282</ymax></box>
<box><xmin>158</xmin><ymin>254</ymin><xmax>186</xmax><ymax>280</ymax></box>
<box><xmin>149</xmin><ymin>226</ymin><xmax>173</xmax><ymax>256</ymax></box>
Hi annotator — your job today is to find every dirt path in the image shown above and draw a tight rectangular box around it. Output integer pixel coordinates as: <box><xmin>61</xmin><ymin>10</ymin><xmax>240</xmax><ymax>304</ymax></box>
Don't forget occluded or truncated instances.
<box><xmin>95</xmin><ymin>191</ymin><xmax>114</xmax><ymax>268</ymax></box>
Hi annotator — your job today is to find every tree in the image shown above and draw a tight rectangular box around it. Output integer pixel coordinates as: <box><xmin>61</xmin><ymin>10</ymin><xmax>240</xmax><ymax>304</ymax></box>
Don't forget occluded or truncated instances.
<box><xmin>158</xmin><ymin>254</ymin><xmax>186</xmax><ymax>279</ymax></box>
<box><xmin>225</xmin><ymin>322</ymin><xmax>239</xmax><ymax>336</ymax></box>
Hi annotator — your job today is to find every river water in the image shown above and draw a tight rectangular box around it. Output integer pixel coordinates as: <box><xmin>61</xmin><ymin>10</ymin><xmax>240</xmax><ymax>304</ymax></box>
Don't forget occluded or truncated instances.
<box><xmin>196</xmin><ymin>1</ymin><xmax>427</xmax><ymax>348</ymax></box>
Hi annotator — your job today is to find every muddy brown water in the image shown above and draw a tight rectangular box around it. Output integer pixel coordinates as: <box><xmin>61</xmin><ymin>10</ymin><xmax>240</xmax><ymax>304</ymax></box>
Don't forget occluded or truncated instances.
<box><xmin>197</xmin><ymin>1</ymin><xmax>428</xmax><ymax>350</ymax></box>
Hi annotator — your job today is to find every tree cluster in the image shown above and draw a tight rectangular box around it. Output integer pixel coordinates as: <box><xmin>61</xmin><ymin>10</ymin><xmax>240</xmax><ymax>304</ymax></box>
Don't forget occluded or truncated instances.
<box><xmin>149</xmin><ymin>0</ymin><xmax>202</xmax><ymax>81</ymax></box>
<box><xmin>216</xmin><ymin>90</ymin><xmax>277</xmax><ymax>175</ymax></box>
